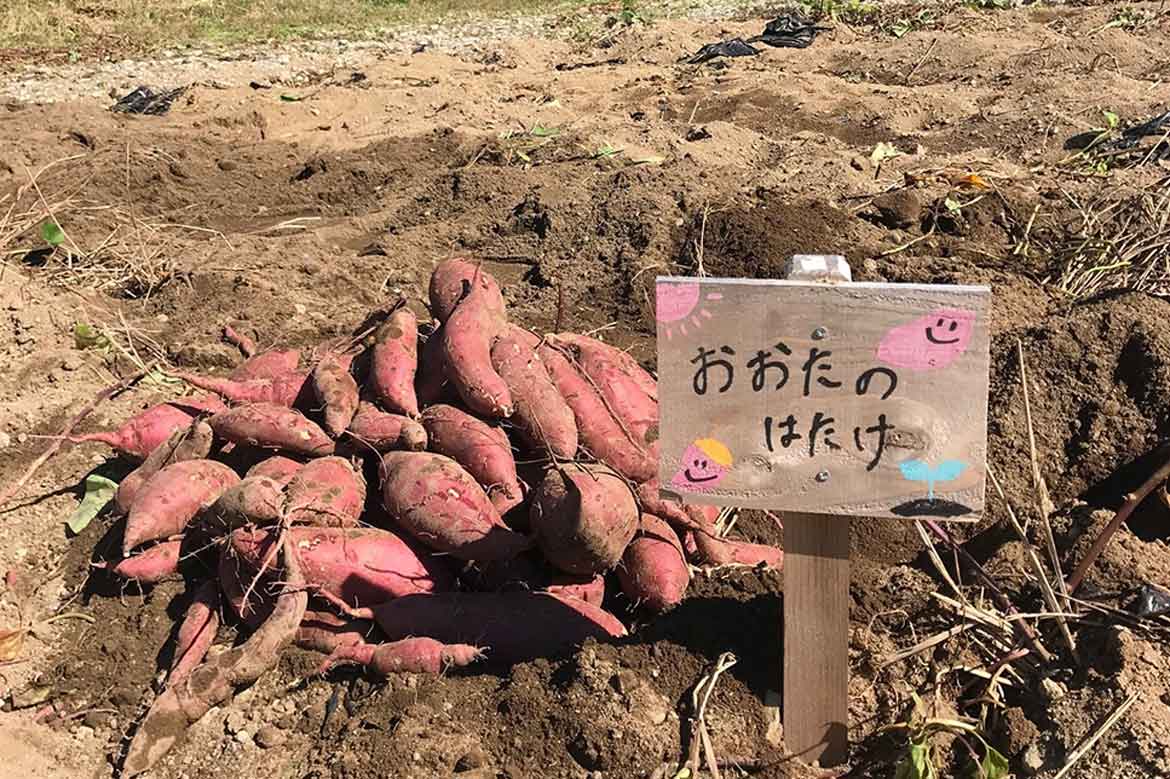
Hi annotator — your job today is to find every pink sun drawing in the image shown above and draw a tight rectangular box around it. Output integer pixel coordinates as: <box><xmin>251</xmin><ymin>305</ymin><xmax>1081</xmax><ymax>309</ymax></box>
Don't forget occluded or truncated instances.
<box><xmin>656</xmin><ymin>281</ymin><xmax>723</xmax><ymax>340</ymax></box>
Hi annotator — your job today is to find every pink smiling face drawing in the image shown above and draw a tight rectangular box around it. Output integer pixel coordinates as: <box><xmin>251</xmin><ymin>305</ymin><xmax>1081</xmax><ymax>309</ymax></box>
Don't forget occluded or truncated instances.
<box><xmin>656</xmin><ymin>281</ymin><xmax>723</xmax><ymax>340</ymax></box>
<box><xmin>877</xmin><ymin>308</ymin><xmax>976</xmax><ymax>371</ymax></box>
<box><xmin>669</xmin><ymin>438</ymin><xmax>732</xmax><ymax>493</ymax></box>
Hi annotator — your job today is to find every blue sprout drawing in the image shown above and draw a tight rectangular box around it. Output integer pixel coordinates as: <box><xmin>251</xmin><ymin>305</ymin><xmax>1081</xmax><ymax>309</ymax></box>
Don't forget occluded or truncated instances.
<box><xmin>898</xmin><ymin>459</ymin><xmax>968</xmax><ymax>501</ymax></box>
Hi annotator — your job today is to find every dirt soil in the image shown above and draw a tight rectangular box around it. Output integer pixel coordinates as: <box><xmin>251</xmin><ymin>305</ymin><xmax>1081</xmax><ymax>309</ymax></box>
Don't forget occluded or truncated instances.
<box><xmin>3</xmin><ymin>3</ymin><xmax>1170</xmax><ymax>778</ymax></box>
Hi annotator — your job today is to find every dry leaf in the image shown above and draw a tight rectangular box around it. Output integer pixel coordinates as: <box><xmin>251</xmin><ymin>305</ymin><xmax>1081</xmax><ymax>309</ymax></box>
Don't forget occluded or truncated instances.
<box><xmin>949</xmin><ymin>172</ymin><xmax>991</xmax><ymax>190</ymax></box>
<box><xmin>0</xmin><ymin>627</ymin><xmax>25</xmax><ymax>662</ymax></box>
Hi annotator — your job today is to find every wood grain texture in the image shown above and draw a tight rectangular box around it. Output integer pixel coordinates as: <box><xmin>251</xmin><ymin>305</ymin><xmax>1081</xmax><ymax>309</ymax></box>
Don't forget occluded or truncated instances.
<box><xmin>783</xmin><ymin>514</ymin><xmax>850</xmax><ymax>766</ymax></box>
<box><xmin>655</xmin><ymin>277</ymin><xmax>990</xmax><ymax>520</ymax></box>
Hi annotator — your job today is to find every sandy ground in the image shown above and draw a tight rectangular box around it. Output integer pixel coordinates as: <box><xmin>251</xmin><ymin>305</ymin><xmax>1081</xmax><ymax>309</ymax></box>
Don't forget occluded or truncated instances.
<box><xmin>2</xmin><ymin>3</ymin><xmax>1170</xmax><ymax>778</ymax></box>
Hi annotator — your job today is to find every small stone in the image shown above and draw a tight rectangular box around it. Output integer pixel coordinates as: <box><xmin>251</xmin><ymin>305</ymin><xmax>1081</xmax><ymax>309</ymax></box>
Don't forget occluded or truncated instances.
<box><xmin>82</xmin><ymin>710</ymin><xmax>110</xmax><ymax>730</ymax></box>
<box><xmin>225</xmin><ymin>710</ymin><xmax>248</xmax><ymax>735</ymax></box>
<box><xmin>294</xmin><ymin>303</ymin><xmax>307</xmax><ymax>315</ymax></box>
<box><xmin>62</xmin><ymin>356</ymin><xmax>84</xmax><ymax>371</ymax></box>
<box><xmin>0</xmin><ymin>431</ymin><xmax>11</xmax><ymax>450</ymax></box>
<box><xmin>1020</xmin><ymin>743</ymin><xmax>1044</xmax><ymax>774</ymax></box>
<box><xmin>1038</xmin><ymin>678</ymin><xmax>1065</xmax><ymax>702</ymax></box>
<box><xmin>850</xmin><ymin>155</ymin><xmax>869</xmax><ymax>172</ymax></box>
<box><xmin>74</xmin><ymin>725</ymin><xmax>94</xmax><ymax>740</ymax></box>
<box><xmin>412</xmin><ymin>751</ymin><xmax>422</xmax><ymax>762</ymax></box>
<box><xmin>217</xmin><ymin>159</ymin><xmax>238</xmax><ymax>172</ymax></box>
<box><xmin>235</xmin><ymin>729</ymin><xmax>252</xmax><ymax>744</ymax></box>
<box><xmin>255</xmin><ymin>725</ymin><xmax>286</xmax><ymax>749</ymax></box>
<box><xmin>156</xmin><ymin>314</ymin><xmax>169</xmax><ymax>323</ymax></box>
<box><xmin>870</xmin><ymin>190</ymin><xmax>922</xmax><ymax>230</ymax></box>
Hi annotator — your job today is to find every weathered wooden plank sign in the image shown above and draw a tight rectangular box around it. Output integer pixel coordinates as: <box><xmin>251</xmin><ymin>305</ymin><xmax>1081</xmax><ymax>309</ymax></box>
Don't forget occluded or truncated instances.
<box><xmin>655</xmin><ymin>277</ymin><xmax>991</xmax><ymax>520</ymax></box>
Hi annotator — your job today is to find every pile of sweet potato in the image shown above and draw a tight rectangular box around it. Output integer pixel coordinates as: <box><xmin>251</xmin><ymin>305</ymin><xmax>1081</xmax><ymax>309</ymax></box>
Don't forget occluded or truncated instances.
<box><xmin>76</xmin><ymin>259</ymin><xmax>782</xmax><ymax>775</ymax></box>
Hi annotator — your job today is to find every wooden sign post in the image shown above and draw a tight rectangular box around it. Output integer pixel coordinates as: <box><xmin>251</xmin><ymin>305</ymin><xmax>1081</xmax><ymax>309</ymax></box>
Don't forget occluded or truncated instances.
<box><xmin>655</xmin><ymin>258</ymin><xmax>991</xmax><ymax>766</ymax></box>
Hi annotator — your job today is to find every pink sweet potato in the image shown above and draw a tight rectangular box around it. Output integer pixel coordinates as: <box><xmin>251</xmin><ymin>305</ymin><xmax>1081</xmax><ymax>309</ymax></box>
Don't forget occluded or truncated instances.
<box><xmin>223</xmin><ymin>324</ymin><xmax>258</xmax><ymax>358</ymax></box>
<box><xmin>230</xmin><ymin>526</ymin><xmax>454</xmax><ymax>609</ymax></box>
<box><xmin>169</xmin><ymin>580</ymin><xmax>220</xmax><ymax>687</ymax></box>
<box><xmin>124</xmin><ymin>460</ymin><xmax>240</xmax><ymax>554</ymax></box>
<box><xmin>548</xmin><ymin>333</ymin><xmax>658</xmax><ymax>456</ymax></box>
<box><xmin>421</xmin><ymin>404</ymin><xmax>522</xmax><ymax>515</ymax></box>
<box><xmin>634</xmin><ymin>479</ymin><xmax>718</xmax><ymax>539</ymax></box>
<box><xmin>347</xmin><ymin>401</ymin><xmax>427</xmax><ymax>452</ymax></box>
<box><xmin>490</xmin><ymin>325</ymin><xmax>578</xmax><ymax>458</ymax></box>
<box><xmin>550</xmin><ymin>332</ymin><xmax>657</xmax><ymax>401</ymax></box>
<box><xmin>230</xmin><ymin>349</ymin><xmax>301</xmax><ymax>381</ymax></box>
<box><xmin>414</xmin><ymin>324</ymin><xmax>448</xmax><ymax>406</ymax></box>
<box><xmin>219</xmin><ymin>550</ymin><xmax>273</xmax><ymax>628</ymax></box>
<box><xmin>693</xmin><ymin>533</ymin><xmax>784</xmax><ymax>569</ymax></box>
<box><xmin>108</xmin><ymin>540</ymin><xmax>181</xmax><ymax>582</ymax></box>
<box><xmin>380</xmin><ymin>451</ymin><xmax>530</xmax><ymax>561</ymax></box>
<box><xmin>370</xmin><ymin>308</ymin><xmax>420</xmax><ymax>418</ymax></box>
<box><xmin>321</xmin><ymin>637</ymin><xmax>483</xmax><ymax>676</ymax></box>
<box><xmin>367</xmin><ymin>591</ymin><xmax>626</xmax><ymax>664</ymax></box>
<box><xmin>115</xmin><ymin>420</ymin><xmax>214</xmax><ymax>514</ymax></box>
<box><xmin>172</xmin><ymin>369</ymin><xmax>312</xmax><ymax>408</ymax></box>
<box><xmin>245</xmin><ymin>455</ymin><xmax>303</xmax><ymax>485</ymax></box>
<box><xmin>538</xmin><ymin>343</ymin><xmax>655</xmax><ymax>483</ymax></box>
<box><xmin>617</xmin><ymin>514</ymin><xmax>689</xmax><ymax>612</ymax></box>
<box><xmin>530</xmin><ymin>463</ymin><xmax>638</xmax><ymax>576</ymax></box>
<box><xmin>209</xmin><ymin>402</ymin><xmax>334</xmax><ymax>456</ymax></box>
<box><xmin>71</xmin><ymin>399</ymin><xmax>222</xmax><ymax>461</ymax></box>
<box><xmin>428</xmin><ymin>258</ymin><xmax>505</xmax><ymax>322</ymax></box>
<box><xmin>312</xmin><ymin>353</ymin><xmax>360</xmax><ymax>437</ymax></box>
<box><xmin>201</xmin><ymin>476</ymin><xmax>285</xmax><ymax>532</ymax></box>
<box><xmin>296</xmin><ymin>610</ymin><xmax>372</xmax><ymax>655</ymax></box>
<box><xmin>546</xmin><ymin>574</ymin><xmax>606</xmax><ymax>607</ymax></box>
<box><xmin>442</xmin><ymin>291</ymin><xmax>512</xmax><ymax>417</ymax></box>
<box><xmin>284</xmin><ymin>456</ymin><xmax>366</xmax><ymax>527</ymax></box>
<box><xmin>123</xmin><ymin>534</ymin><xmax>307</xmax><ymax>777</ymax></box>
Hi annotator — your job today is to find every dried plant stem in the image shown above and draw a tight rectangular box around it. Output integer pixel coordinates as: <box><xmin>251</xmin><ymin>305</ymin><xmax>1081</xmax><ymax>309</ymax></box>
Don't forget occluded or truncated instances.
<box><xmin>0</xmin><ymin>364</ymin><xmax>154</xmax><ymax>509</ymax></box>
<box><xmin>1067</xmin><ymin>445</ymin><xmax>1170</xmax><ymax>592</ymax></box>
<box><xmin>987</xmin><ymin>465</ymin><xmax>1079</xmax><ymax>662</ymax></box>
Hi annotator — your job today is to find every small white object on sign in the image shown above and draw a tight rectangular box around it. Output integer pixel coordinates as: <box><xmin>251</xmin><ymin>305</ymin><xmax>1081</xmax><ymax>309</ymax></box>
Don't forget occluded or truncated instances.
<box><xmin>784</xmin><ymin>255</ymin><xmax>852</xmax><ymax>283</ymax></box>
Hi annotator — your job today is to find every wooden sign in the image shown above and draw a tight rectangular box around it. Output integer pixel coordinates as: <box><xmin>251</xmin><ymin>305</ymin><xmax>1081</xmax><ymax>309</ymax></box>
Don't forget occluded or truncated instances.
<box><xmin>655</xmin><ymin>277</ymin><xmax>991</xmax><ymax>521</ymax></box>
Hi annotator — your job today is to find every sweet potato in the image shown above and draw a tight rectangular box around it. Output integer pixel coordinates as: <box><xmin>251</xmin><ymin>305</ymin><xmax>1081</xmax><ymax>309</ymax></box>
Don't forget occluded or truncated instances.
<box><xmin>123</xmin><ymin>534</ymin><xmax>307</xmax><ymax>777</ymax></box>
<box><xmin>346</xmin><ymin>401</ymin><xmax>427</xmax><ymax>452</ymax></box>
<box><xmin>321</xmin><ymin>637</ymin><xmax>483</xmax><ymax>676</ymax></box>
<box><xmin>617</xmin><ymin>514</ymin><xmax>689</xmax><ymax>612</ymax></box>
<box><xmin>428</xmin><ymin>258</ymin><xmax>505</xmax><ymax>322</ymax></box>
<box><xmin>283</xmin><ymin>456</ymin><xmax>366</xmax><ymax>527</ymax></box>
<box><xmin>442</xmin><ymin>291</ymin><xmax>512</xmax><ymax>417</ymax></box>
<box><xmin>123</xmin><ymin>460</ymin><xmax>240</xmax><ymax>554</ymax></box>
<box><xmin>491</xmin><ymin>325</ymin><xmax>578</xmax><ymax>458</ymax></box>
<box><xmin>380</xmin><ymin>451</ymin><xmax>530</xmax><ymax>561</ymax></box>
<box><xmin>71</xmin><ymin>399</ymin><xmax>222</xmax><ymax>461</ymax></box>
<box><xmin>115</xmin><ymin>420</ymin><xmax>214</xmax><ymax>514</ymax></box>
<box><xmin>634</xmin><ymin>479</ymin><xmax>717</xmax><ymax>538</ymax></box>
<box><xmin>548</xmin><ymin>334</ymin><xmax>659</xmax><ymax>456</ymax></box>
<box><xmin>546</xmin><ymin>574</ymin><xmax>606</xmax><ymax>607</ymax></box>
<box><xmin>169</xmin><ymin>580</ymin><xmax>220</xmax><ymax>687</ymax></box>
<box><xmin>693</xmin><ymin>533</ymin><xmax>784</xmax><ymax>569</ymax></box>
<box><xmin>223</xmin><ymin>324</ymin><xmax>257</xmax><ymax>358</ymax></box>
<box><xmin>230</xmin><ymin>349</ymin><xmax>301</xmax><ymax>381</ymax></box>
<box><xmin>219</xmin><ymin>550</ymin><xmax>272</xmax><ymax>628</ymax></box>
<box><xmin>550</xmin><ymin>332</ymin><xmax>657</xmax><ymax>401</ymax></box>
<box><xmin>296</xmin><ymin>610</ymin><xmax>372</xmax><ymax>655</ymax></box>
<box><xmin>312</xmin><ymin>353</ymin><xmax>360</xmax><ymax>437</ymax></box>
<box><xmin>201</xmin><ymin>476</ymin><xmax>285</xmax><ymax>532</ymax></box>
<box><xmin>209</xmin><ymin>402</ymin><xmax>334</xmax><ymax>456</ymax></box>
<box><xmin>370</xmin><ymin>308</ymin><xmax>421</xmax><ymax>418</ymax></box>
<box><xmin>366</xmin><ymin>591</ymin><xmax>626</xmax><ymax>664</ymax></box>
<box><xmin>245</xmin><ymin>455</ymin><xmax>303</xmax><ymax>485</ymax></box>
<box><xmin>421</xmin><ymin>404</ymin><xmax>522</xmax><ymax>515</ymax></box>
<box><xmin>530</xmin><ymin>464</ymin><xmax>638</xmax><ymax>576</ymax></box>
<box><xmin>108</xmin><ymin>540</ymin><xmax>182</xmax><ymax>582</ymax></box>
<box><xmin>414</xmin><ymin>324</ymin><xmax>448</xmax><ymax>406</ymax></box>
<box><xmin>172</xmin><ymin>369</ymin><xmax>312</xmax><ymax>408</ymax></box>
<box><xmin>230</xmin><ymin>526</ymin><xmax>454</xmax><ymax>609</ymax></box>
<box><xmin>538</xmin><ymin>343</ymin><xmax>655</xmax><ymax>482</ymax></box>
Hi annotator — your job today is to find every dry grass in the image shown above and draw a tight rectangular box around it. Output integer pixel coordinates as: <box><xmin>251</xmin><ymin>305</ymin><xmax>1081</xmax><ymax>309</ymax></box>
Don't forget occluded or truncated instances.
<box><xmin>1055</xmin><ymin>177</ymin><xmax>1170</xmax><ymax>299</ymax></box>
<box><xmin>0</xmin><ymin>152</ymin><xmax>225</xmax><ymax>300</ymax></box>
<box><xmin>0</xmin><ymin>0</ymin><xmax>595</xmax><ymax>53</ymax></box>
